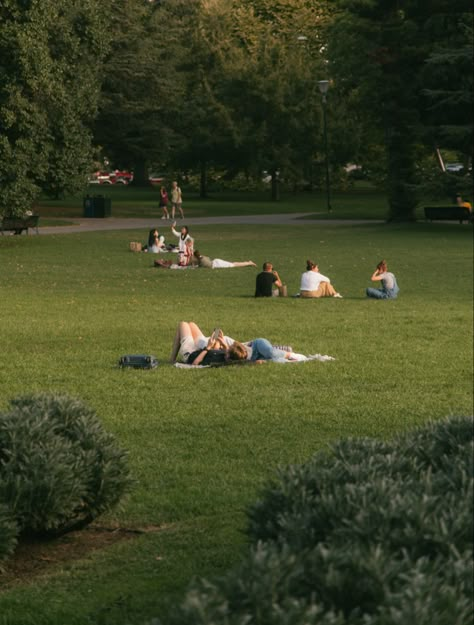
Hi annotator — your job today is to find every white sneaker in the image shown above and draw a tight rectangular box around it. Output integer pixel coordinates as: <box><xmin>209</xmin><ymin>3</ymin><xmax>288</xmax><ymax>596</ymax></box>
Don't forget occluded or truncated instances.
<box><xmin>161</xmin><ymin>216</ymin><xmax>166</xmax><ymax>219</ymax></box>
<box><xmin>333</xmin><ymin>293</ymin><xmax>343</xmax><ymax>298</ymax></box>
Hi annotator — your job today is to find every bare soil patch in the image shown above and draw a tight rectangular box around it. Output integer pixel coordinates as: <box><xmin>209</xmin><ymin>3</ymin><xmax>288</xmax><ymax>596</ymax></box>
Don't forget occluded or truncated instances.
<box><xmin>0</xmin><ymin>524</ymin><xmax>162</xmax><ymax>590</ymax></box>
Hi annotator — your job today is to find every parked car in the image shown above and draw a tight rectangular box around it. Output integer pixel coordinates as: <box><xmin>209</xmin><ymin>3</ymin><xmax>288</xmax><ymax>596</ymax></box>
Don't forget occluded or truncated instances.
<box><xmin>445</xmin><ymin>162</ymin><xmax>464</xmax><ymax>173</ymax></box>
<box><xmin>149</xmin><ymin>173</ymin><xmax>166</xmax><ymax>186</ymax></box>
<box><xmin>88</xmin><ymin>170</ymin><xmax>133</xmax><ymax>185</ymax></box>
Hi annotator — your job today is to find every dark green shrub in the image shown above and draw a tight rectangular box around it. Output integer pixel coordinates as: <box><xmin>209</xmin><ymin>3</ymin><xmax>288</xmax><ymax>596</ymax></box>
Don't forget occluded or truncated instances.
<box><xmin>161</xmin><ymin>417</ymin><xmax>473</xmax><ymax>625</ymax></box>
<box><xmin>0</xmin><ymin>503</ymin><xmax>18</xmax><ymax>570</ymax></box>
<box><xmin>0</xmin><ymin>393</ymin><xmax>131</xmax><ymax>537</ymax></box>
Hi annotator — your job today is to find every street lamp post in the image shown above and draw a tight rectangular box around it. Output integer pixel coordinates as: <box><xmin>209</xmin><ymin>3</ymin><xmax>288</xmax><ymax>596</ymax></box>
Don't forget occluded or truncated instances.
<box><xmin>318</xmin><ymin>80</ymin><xmax>332</xmax><ymax>214</ymax></box>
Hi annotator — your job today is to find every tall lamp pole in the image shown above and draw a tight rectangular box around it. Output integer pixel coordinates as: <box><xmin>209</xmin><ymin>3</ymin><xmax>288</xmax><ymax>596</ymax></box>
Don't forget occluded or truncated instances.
<box><xmin>318</xmin><ymin>80</ymin><xmax>332</xmax><ymax>214</ymax></box>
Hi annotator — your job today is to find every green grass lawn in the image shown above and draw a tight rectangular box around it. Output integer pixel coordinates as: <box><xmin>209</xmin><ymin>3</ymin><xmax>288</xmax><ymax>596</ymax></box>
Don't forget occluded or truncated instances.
<box><xmin>0</xmin><ymin>222</ymin><xmax>472</xmax><ymax>624</ymax></box>
<box><xmin>36</xmin><ymin>185</ymin><xmax>420</xmax><ymax>220</ymax></box>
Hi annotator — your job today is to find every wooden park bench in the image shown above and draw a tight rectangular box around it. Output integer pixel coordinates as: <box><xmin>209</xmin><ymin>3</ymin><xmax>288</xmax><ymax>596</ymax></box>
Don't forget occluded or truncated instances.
<box><xmin>0</xmin><ymin>214</ymin><xmax>40</xmax><ymax>235</ymax></box>
<box><xmin>424</xmin><ymin>206</ymin><xmax>472</xmax><ymax>224</ymax></box>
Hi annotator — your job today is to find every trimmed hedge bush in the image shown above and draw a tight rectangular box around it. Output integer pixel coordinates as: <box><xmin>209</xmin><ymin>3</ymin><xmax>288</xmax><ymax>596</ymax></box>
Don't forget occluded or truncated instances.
<box><xmin>0</xmin><ymin>393</ymin><xmax>131</xmax><ymax>538</ymax></box>
<box><xmin>161</xmin><ymin>416</ymin><xmax>473</xmax><ymax>625</ymax></box>
<box><xmin>0</xmin><ymin>504</ymin><xmax>17</xmax><ymax>570</ymax></box>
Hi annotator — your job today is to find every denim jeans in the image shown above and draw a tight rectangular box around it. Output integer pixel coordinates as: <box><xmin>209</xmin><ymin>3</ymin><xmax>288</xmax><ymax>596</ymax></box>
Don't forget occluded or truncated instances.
<box><xmin>250</xmin><ymin>338</ymin><xmax>286</xmax><ymax>361</ymax></box>
<box><xmin>366</xmin><ymin>277</ymin><xmax>399</xmax><ymax>299</ymax></box>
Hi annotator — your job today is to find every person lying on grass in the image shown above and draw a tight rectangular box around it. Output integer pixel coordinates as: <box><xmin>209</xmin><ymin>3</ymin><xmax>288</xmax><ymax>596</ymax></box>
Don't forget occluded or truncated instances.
<box><xmin>366</xmin><ymin>260</ymin><xmax>400</xmax><ymax>300</ymax></box>
<box><xmin>193</xmin><ymin>250</ymin><xmax>257</xmax><ymax>269</ymax></box>
<box><xmin>170</xmin><ymin>323</ymin><xmax>307</xmax><ymax>366</ymax></box>
<box><xmin>170</xmin><ymin>322</ymin><xmax>248</xmax><ymax>366</ymax></box>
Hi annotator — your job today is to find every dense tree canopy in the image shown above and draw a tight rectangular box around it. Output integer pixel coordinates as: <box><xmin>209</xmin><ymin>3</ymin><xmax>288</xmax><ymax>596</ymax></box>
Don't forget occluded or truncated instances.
<box><xmin>0</xmin><ymin>0</ymin><xmax>472</xmax><ymax>218</ymax></box>
<box><xmin>0</xmin><ymin>0</ymin><xmax>110</xmax><ymax>215</ymax></box>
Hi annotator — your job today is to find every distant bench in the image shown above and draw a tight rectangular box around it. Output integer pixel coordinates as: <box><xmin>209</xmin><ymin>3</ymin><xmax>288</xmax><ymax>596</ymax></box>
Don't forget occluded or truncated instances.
<box><xmin>0</xmin><ymin>215</ymin><xmax>40</xmax><ymax>235</ymax></box>
<box><xmin>424</xmin><ymin>206</ymin><xmax>472</xmax><ymax>224</ymax></box>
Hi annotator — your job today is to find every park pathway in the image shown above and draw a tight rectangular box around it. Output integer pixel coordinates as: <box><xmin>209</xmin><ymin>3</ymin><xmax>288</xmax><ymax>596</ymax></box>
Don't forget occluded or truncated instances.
<box><xmin>37</xmin><ymin>213</ymin><xmax>383</xmax><ymax>235</ymax></box>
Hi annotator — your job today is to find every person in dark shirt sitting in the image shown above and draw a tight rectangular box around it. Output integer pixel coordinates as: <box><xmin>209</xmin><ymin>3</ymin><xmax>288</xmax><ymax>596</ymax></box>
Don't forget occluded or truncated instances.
<box><xmin>170</xmin><ymin>322</ymin><xmax>248</xmax><ymax>366</ymax></box>
<box><xmin>255</xmin><ymin>262</ymin><xmax>282</xmax><ymax>297</ymax></box>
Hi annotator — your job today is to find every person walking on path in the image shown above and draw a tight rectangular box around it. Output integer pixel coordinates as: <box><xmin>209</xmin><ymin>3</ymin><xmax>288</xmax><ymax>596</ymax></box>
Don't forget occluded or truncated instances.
<box><xmin>255</xmin><ymin>262</ymin><xmax>282</xmax><ymax>297</ymax></box>
<box><xmin>171</xmin><ymin>181</ymin><xmax>184</xmax><ymax>220</ymax></box>
<box><xmin>299</xmin><ymin>260</ymin><xmax>342</xmax><ymax>298</ymax></box>
<box><xmin>366</xmin><ymin>260</ymin><xmax>399</xmax><ymax>299</ymax></box>
<box><xmin>159</xmin><ymin>186</ymin><xmax>170</xmax><ymax>219</ymax></box>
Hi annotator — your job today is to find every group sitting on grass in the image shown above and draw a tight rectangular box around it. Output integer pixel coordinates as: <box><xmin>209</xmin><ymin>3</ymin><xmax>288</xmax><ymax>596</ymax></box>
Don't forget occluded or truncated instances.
<box><xmin>141</xmin><ymin>229</ymin><xmax>400</xmax><ymax>300</ymax></box>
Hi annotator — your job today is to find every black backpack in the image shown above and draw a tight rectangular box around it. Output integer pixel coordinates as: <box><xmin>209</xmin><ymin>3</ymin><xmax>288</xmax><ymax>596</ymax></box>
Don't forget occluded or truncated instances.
<box><xmin>118</xmin><ymin>354</ymin><xmax>158</xmax><ymax>369</ymax></box>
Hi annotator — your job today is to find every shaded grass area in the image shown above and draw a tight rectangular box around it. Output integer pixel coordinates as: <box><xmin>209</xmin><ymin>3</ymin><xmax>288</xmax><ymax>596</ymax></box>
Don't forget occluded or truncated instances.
<box><xmin>0</xmin><ymin>223</ymin><xmax>472</xmax><ymax>624</ymax></box>
<box><xmin>38</xmin><ymin>186</ymin><xmax>395</xmax><ymax>220</ymax></box>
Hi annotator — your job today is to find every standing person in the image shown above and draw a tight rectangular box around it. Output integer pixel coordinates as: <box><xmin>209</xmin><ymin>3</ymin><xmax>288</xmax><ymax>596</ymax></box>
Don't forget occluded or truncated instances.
<box><xmin>159</xmin><ymin>186</ymin><xmax>170</xmax><ymax>219</ymax></box>
<box><xmin>255</xmin><ymin>262</ymin><xmax>282</xmax><ymax>297</ymax></box>
<box><xmin>299</xmin><ymin>260</ymin><xmax>342</xmax><ymax>298</ymax></box>
<box><xmin>171</xmin><ymin>181</ymin><xmax>184</xmax><ymax>220</ymax></box>
<box><xmin>193</xmin><ymin>250</ymin><xmax>256</xmax><ymax>269</ymax></box>
<box><xmin>171</xmin><ymin>222</ymin><xmax>194</xmax><ymax>266</ymax></box>
<box><xmin>366</xmin><ymin>260</ymin><xmax>399</xmax><ymax>299</ymax></box>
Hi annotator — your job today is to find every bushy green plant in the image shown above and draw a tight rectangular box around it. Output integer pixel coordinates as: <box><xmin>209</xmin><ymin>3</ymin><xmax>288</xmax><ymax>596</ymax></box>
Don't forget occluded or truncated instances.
<box><xmin>161</xmin><ymin>417</ymin><xmax>473</xmax><ymax>625</ymax></box>
<box><xmin>0</xmin><ymin>503</ymin><xmax>18</xmax><ymax>570</ymax></box>
<box><xmin>0</xmin><ymin>393</ymin><xmax>131</xmax><ymax>537</ymax></box>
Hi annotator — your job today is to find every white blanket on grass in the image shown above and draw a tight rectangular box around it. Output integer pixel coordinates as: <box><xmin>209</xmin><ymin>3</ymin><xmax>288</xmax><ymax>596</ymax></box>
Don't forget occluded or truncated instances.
<box><xmin>174</xmin><ymin>354</ymin><xmax>335</xmax><ymax>369</ymax></box>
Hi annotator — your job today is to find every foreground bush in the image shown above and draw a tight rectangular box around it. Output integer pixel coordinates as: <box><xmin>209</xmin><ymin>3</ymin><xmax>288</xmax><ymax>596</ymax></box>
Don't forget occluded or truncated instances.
<box><xmin>161</xmin><ymin>417</ymin><xmax>473</xmax><ymax>625</ymax></box>
<box><xmin>0</xmin><ymin>393</ymin><xmax>131</xmax><ymax>537</ymax></box>
<box><xmin>0</xmin><ymin>504</ymin><xmax>17</xmax><ymax>570</ymax></box>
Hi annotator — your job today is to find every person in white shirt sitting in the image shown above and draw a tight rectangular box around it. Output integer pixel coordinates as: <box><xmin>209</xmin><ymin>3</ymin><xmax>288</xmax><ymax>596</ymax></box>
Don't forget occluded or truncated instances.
<box><xmin>299</xmin><ymin>260</ymin><xmax>342</xmax><ymax>298</ymax></box>
<box><xmin>366</xmin><ymin>260</ymin><xmax>399</xmax><ymax>299</ymax></box>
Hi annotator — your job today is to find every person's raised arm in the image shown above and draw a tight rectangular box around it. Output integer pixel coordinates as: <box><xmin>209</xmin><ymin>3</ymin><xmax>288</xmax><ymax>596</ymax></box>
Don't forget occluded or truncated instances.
<box><xmin>171</xmin><ymin>222</ymin><xmax>179</xmax><ymax>237</ymax></box>
<box><xmin>371</xmin><ymin>269</ymin><xmax>383</xmax><ymax>282</ymax></box>
<box><xmin>273</xmin><ymin>270</ymin><xmax>283</xmax><ymax>288</ymax></box>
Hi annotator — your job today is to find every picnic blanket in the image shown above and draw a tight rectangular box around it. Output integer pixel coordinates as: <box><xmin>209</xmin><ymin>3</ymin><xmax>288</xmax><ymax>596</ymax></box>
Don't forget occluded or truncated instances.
<box><xmin>174</xmin><ymin>354</ymin><xmax>335</xmax><ymax>369</ymax></box>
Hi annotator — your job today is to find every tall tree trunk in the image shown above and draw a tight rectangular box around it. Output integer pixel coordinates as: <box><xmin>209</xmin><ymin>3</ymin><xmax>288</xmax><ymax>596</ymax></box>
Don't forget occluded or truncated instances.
<box><xmin>200</xmin><ymin>161</ymin><xmax>208</xmax><ymax>198</ymax></box>
<box><xmin>130</xmin><ymin>160</ymin><xmax>148</xmax><ymax>187</ymax></box>
<box><xmin>270</xmin><ymin>168</ymin><xmax>279</xmax><ymax>201</ymax></box>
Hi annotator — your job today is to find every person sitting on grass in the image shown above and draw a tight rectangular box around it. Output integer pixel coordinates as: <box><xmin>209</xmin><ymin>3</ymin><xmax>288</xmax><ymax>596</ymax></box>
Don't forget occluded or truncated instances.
<box><xmin>255</xmin><ymin>262</ymin><xmax>282</xmax><ymax>297</ymax></box>
<box><xmin>147</xmin><ymin>228</ymin><xmax>166</xmax><ymax>253</ymax></box>
<box><xmin>299</xmin><ymin>260</ymin><xmax>342</xmax><ymax>298</ymax></box>
<box><xmin>366</xmin><ymin>260</ymin><xmax>399</xmax><ymax>299</ymax></box>
<box><xmin>193</xmin><ymin>250</ymin><xmax>257</xmax><ymax>269</ymax></box>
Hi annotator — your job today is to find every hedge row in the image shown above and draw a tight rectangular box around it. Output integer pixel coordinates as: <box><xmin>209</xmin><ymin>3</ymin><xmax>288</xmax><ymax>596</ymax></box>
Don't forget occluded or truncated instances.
<box><xmin>161</xmin><ymin>416</ymin><xmax>473</xmax><ymax>625</ymax></box>
<box><xmin>0</xmin><ymin>394</ymin><xmax>131</xmax><ymax>569</ymax></box>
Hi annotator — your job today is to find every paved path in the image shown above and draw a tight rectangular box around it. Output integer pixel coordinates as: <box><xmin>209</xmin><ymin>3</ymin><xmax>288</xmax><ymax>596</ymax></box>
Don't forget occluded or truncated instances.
<box><xmin>37</xmin><ymin>214</ymin><xmax>383</xmax><ymax>235</ymax></box>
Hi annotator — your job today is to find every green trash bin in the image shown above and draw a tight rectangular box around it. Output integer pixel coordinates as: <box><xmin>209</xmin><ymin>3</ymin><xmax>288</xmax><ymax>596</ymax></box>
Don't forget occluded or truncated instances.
<box><xmin>83</xmin><ymin>195</ymin><xmax>111</xmax><ymax>218</ymax></box>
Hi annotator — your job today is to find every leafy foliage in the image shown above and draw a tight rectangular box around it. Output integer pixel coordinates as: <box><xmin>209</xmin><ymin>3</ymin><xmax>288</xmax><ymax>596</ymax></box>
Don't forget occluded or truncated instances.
<box><xmin>0</xmin><ymin>393</ymin><xmax>131</xmax><ymax>537</ymax></box>
<box><xmin>163</xmin><ymin>416</ymin><xmax>473</xmax><ymax>624</ymax></box>
<box><xmin>0</xmin><ymin>504</ymin><xmax>17</xmax><ymax>571</ymax></box>
<box><xmin>0</xmin><ymin>0</ymin><xmax>111</xmax><ymax>214</ymax></box>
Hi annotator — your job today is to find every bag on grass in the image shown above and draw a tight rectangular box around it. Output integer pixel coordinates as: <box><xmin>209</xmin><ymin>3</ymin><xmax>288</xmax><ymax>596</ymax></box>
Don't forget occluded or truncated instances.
<box><xmin>129</xmin><ymin>241</ymin><xmax>142</xmax><ymax>252</ymax></box>
<box><xmin>119</xmin><ymin>354</ymin><xmax>158</xmax><ymax>369</ymax></box>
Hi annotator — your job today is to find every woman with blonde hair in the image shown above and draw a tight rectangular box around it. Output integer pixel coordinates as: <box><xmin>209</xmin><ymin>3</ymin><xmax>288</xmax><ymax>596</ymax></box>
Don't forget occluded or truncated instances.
<box><xmin>299</xmin><ymin>260</ymin><xmax>342</xmax><ymax>298</ymax></box>
<box><xmin>170</xmin><ymin>322</ymin><xmax>248</xmax><ymax>366</ymax></box>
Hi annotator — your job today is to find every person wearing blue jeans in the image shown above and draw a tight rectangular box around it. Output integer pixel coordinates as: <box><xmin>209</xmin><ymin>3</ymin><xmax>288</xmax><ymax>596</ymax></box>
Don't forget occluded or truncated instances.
<box><xmin>366</xmin><ymin>260</ymin><xmax>400</xmax><ymax>299</ymax></box>
<box><xmin>249</xmin><ymin>338</ymin><xmax>292</xmax><ymax>362</ymax></box>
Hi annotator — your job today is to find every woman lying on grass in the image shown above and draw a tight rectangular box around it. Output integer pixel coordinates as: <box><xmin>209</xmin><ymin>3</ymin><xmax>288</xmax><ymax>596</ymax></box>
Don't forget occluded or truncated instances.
<box><xmin>193</xmin><ymin>250</ymin><xmax>257</xmax><ymax>269</ymax></box>
<box><xmin>170</xmin><ymin>323</ymin><xmax>314</xmax><ymax>366</ymax></box>
<box><xmin>170</xmin><ymin>322</ymin><xmax>248</xmax><ymax>366</ymax></box>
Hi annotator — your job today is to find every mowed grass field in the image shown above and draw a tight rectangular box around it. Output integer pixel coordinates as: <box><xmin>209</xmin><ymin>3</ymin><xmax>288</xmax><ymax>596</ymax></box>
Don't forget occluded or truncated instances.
<box><xmin>0</xmin><ymin>221</ymin><xmax>472</xmax><ymax>625</ymax></box>
<box><xmin>37</xmin><ymin>184</ymin><xmax>433</xmax><ymax>221</ymax></box>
